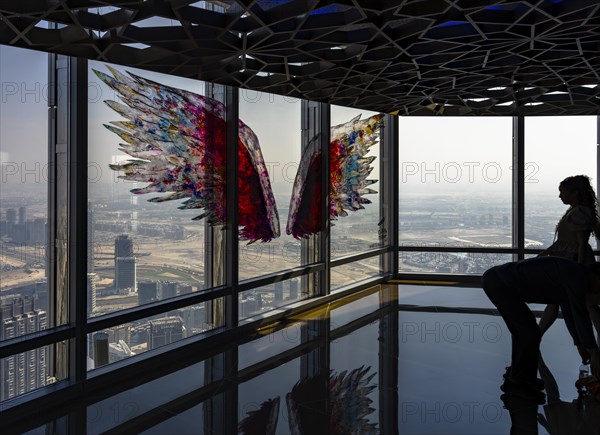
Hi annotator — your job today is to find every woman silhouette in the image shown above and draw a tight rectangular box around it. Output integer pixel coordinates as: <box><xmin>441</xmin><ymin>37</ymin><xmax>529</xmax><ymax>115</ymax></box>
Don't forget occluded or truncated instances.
<box><xmin>539</xmin><ymin>175</ymin><xmax>600</xmax><ymax>354</ymax></box>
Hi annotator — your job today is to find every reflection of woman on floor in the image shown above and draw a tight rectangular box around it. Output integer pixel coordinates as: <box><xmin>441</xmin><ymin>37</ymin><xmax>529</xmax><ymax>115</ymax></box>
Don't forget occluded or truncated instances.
<box><xmin>502</xmin><ymin>353</ymin><xmax>600</xmax><ymax>435</ymax></box>
<box><xmin>537</xmin><ymin>353</ymin><xmax>600</xmax><ymax>435</ymax></box>
<box><xmin>539</xmin><ymin>175</ymin><xmax>600</xmax><ymax>355</ymax></box>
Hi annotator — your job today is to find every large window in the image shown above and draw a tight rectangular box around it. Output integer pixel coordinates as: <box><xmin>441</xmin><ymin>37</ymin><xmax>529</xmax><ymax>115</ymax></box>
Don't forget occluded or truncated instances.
<box><xmin>330</xmin><ymin>105</ymin><xmax>383</xmax><ymax>258</ymax></box>
<box><xmin>398</xmin><ymin>117</ymin><xmax>513</xmax><ymax>273</ymax></box>
<box><xmin>0</xmin><ymin>46</ymin><xmax>51</xmax><ymax>401</ymax></box>
<box><xmin>237</xmin><ymin>90</ymin><xmax>302</xmax><ymax>280</ymax></box>
<box><xmin>524</xmin><ymin>116</ymin><xmax>598</xmax><ymax>251</ymax></box>
<box><xmin>88</xmin><ymin>62</ymin><xmax>210</xmax><ymax>317</ymax></box>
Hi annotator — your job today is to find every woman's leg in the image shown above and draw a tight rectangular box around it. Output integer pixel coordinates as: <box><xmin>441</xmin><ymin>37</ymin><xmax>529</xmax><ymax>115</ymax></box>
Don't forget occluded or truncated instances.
<box><xmin>539</xmin><ymin>304</ymin><xmax>559</xmax><ymax>336</ymax></box>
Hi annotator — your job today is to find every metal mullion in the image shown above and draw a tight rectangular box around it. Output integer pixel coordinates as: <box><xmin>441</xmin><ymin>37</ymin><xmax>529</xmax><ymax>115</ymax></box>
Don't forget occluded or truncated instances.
<box><xmin>329</xmin><ymin>304</ymin><xmax>395</xmax><ymax>340</ymax></box>
<box><xmin>237</xmin><ymin>263</ymin><xmax>325</xmax><ymax>292</ymax></box>
<box><xmin>379</xmin><ymin>287</ymin><xmax>398</xmax><ymax>434</ymax></box>
<box><xmin>63</xmin><ymin>55</ymin><xmax>89</xmax><ymax>435</ymax></box>
<box><xmin>239</xmin><ymin>339</ymin><xmax>323</xmax><ymax>383</ymax></box>
<box><xmin>320</xmin><ymin>102</ymin><xmax>331</xmax><ymax>296</ymax></box>
<box><xmin>513</xmin><ymin>115</ymin><xmax>525</xmax><ymax>260</ymax></box>
<box><xmin>101</xmin><ymin>381</ymin><xmax>234</xmax><ymax>435</ymax></box>
<box><xmin>47</xmin><ymin>52</ymin><xmax>58</xmax><ymax>382</ymax></box>
<box><xmin>596</xmin><ymin>115</ymin><xmax>600</xmax><ymax>253</ymax></box>
<box><xmin>0</xmin><ymin>326</ymin><xmax>75</xmax><ymax>360</ymax></box>
<box><xmin>329</xmin><ymin>246</ymin><xmax>393</xmax><ymax>268</ymax></box>
<box><xmin>225</xmin><ymin>85</ymin><xmax>239</xmax><ymax>328</ymax></box>
<box><xmin>52</xmin><ymin>53</ymin><xmax>71</xmax><ymax>384</ymax></box>
<box><xmin>393</xmin><ymin>272</ymin><xmax>485</xmax><ymax>285</ymax></box>
<box><xmin>398</xmin><ymin>246</ymin><xmax>517</xmax><ymax>254</ymax></box>
<box><xmin>381</xmin><ymin>114</ymin><xmax>399</xmax><ymax>276</ymax></box>
<box><xmin>69</xmin><ymin>56</ymin><xmax>88</xmax><ymax>389</ymax></box>
<box><xmin>86</xmin><ymin>287</ymin><xmax>230</xmax><ymax>333</ymax></box>
<box><xmin>200</xmin><ymin>81</ymin><xmax>238</xmax><ymax>435</ymax></box>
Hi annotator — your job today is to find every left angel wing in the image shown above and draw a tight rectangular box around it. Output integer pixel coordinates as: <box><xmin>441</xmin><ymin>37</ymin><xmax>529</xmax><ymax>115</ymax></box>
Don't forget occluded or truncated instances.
<box><xmin>95</xmin><ymin>66</ymin><xmax>279</xmax><ymax>244</ymax></box>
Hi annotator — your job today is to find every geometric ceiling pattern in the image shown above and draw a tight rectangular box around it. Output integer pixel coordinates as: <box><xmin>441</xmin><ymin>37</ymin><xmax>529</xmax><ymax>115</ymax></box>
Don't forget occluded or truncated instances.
<box><xmin>2</xmin><ymin>0</ymin><xmax>600</xmax><ymax>115</ymax></box>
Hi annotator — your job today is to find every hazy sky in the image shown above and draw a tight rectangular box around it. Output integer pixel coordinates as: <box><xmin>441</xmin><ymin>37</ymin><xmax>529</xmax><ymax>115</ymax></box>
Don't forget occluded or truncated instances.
<box><xmin>1</xmin><ymin>44</ymin><xmax>598</xmax><ymax>200</ymax></box>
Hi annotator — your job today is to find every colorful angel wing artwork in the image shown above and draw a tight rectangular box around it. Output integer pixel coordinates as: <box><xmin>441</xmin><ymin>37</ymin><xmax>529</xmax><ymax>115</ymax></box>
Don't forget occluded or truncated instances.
<box><xmin>286</xmin><ymin>113</ymin><xmax>384</xmax><ymax>239</ymax></box>
<box><xmin>94</xmin><ymin>66</ymin><xmax>279</xmax><ymax>244</ymax></box>
<box><xmin>286</xmin><ymin>366</ymin><xmax>378</xmax><ymax>435</ymax></box>
<box><xmin>238</xmin><ymin>397</ymin><xmax>280</xmax><ymax>435</ymax></box>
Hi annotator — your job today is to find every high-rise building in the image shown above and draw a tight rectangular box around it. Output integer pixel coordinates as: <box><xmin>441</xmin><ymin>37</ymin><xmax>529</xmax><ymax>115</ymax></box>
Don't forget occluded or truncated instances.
<box><xmin>138</xmin><ymin>281</ymin><xmax>160</xmax><ymax>305</ymax></box>
<box><xmin>240</xmin><ymin>295</ymin><xmax>259</xmax><ymax>318</ymax></box>
<box><xmin>274</xmin><ymin>282</ymin><xmax>283</xmax><ymax>302</ymax></box>
<box><xmin>148</xmin><ymin>317</ymin><xmax>185</xmax><ymax>350</ymax></box>
<box><xmin>11</xmin><ymin>223</ymin><xmax>27</xmax><ymax>243</ymax></box>
<box><xmin>160</xmin><ymin>281</ymin><xmax>177</xmax><ymax>300</ymax></box>
<box><xmin>0</xmin><ymin>296</ymin><xmax>48</xmax><ymax>402</ymax></box>
<box><xmin>29</xmin><ymin>218</ymin><xmax>46</xmax><ymax>245</ymax></box>
<box><xmin>6</xmin><ymin>208</ymin><xmax>17</xmax><ymax>225</ymax></box>
<box><xmin>114</xmin><ymin>235</ymin><xmax>136</xmax><ymax>292</ymax></box>
<box><xmin>178</xmin><ymin>285</ymin><xmax>193</xmax><ymax>296</ymax></box>
<box><xmin>18</xmin><ymin>206</ymin><xmax>26</xmax><ymax>225</ymax></box>
<box><xmin>88</xmin><ymin>204</ymin><xmax>94</xmax><ymax>273</ymax></box>
<box><xmin>108</xmin><ymin>340</ymin><xmax>135</xmax><ymax>363</ymax></box>
<box><xmin>289</xmin><ymin>280</ymin><xmax>298</xmax><ymax>300</ymax></box>
<box><xmin>115</xmin><ymin>257</ymin><xmax>136</xmax><ymax>292</ymax></box>
<box><xmin>87</xmin><ymin>273</ymin><xmax>97</xmax><ymax>316</ymax></box>
<box><xmin>114</xmin><ymin>234</ymin><xmax>134</xmax><ymax>260</ymax></box>
<box><xmin>177</xmin><ymin>305</ymin><xmax>206</xmax><ymax>335</ymax></box>
<box><xmin>106</xmin><ymin>325</ymin><xmax>131</xmax><ymax>347</ymax></box>
<box><xmin>93</xmin><ymin>332</ymin><xmax>109</xmax><ymax>368</ymax></box>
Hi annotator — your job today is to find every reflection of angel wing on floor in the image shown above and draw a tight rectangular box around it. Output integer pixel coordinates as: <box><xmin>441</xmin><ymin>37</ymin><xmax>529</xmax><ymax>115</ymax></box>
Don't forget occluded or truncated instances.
<box><xmin>329</xmin><ymin>366</ymin><xmax>378</xmax><ymax>435</ymax></box>
<box><xmin>94</xmin><ymin>66</ymin><xmax>279</xmax><ymax>244</ymax></box>
<box><xmin>286</xmin><ymin>366</ymin><xmax>378</xmax><ymax>434</ymax></box>
<box><xmin>286</xmin><ymin>114</ymin><xmax>383</xmax><ymax>239</ymax></box>
<box><xmin>238</xmin><ymin>397</ymin><xmax>280</xmax><ymax>435</ymax></box>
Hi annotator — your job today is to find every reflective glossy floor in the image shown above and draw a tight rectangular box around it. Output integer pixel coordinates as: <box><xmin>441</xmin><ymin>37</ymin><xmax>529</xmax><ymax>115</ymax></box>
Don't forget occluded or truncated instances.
<box><xmin>14</xmin><ymin>283</ymin><xmax>600</xmax><ymax>434</ymax></box>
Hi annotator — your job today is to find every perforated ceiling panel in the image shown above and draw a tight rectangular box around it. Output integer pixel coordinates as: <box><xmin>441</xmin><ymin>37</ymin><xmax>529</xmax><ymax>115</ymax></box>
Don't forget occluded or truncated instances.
<box><xmin>1</xmin><ymin>0</ymin><xmax>600</xmax><ymax>115</ymax></box>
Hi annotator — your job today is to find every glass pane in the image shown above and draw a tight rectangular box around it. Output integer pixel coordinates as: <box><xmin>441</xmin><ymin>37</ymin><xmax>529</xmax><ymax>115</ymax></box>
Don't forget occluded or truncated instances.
<box><xmin>398</xmin><ymin>251</ymin><xmax>513</xmax><ymax>274</ymax></box>
<box><xmin>0</xmin><ymin>46</ymin><xmax>49</xmax><ymax>339</ymax></box>
<box><xmin>139</xmin><ymin>399</ymin><xmax>210</xmax><ymax>435</ymax></box>
<box><xmin>398</xmin><ymin>117</ymin><xmax>513</xmax><ymax>256</ymax></box>
<box><xmin>330</xmin><ymin>322</ymin><xmax>379</xmax><ymax>430</ymax></box>
<box><xmin>329</xmin><ymin>286</ymin><xmax>381</xmax><ymax>329</ymax></box>
<box><xmin>238</xmin><ymin>273</ymin><xmax>313</xmax><ymax>320</ymax></box>
<box><xmin>86</xmin><ymin>299</ymin><xmax>224</xmax><ymax>370</ymax></box>
<box><xmin>238</xmin><ymin>359</ymin><xmax>301</xmax><ymax>435</ymax></box>
<box><xmin>330</xmin><ymin>105</ymin><xmax>383</xmax><ymax>258</ymax></box>
<box><xmin>330</xmin><ymin>256</ymin><xmax>382</xmax><ymax>290</ymax></box>
<box><xmin>0</xmin><ymin>342</ymin><xmax>62</xmax><ymax>402</ymax></box>
<box><xmin>524</xmin><ymin>116</ymin><xmax>597</xmax><ymax>251</ymax></box>
<box><xmin>237</xmin><ymin>91</ymin><xmax>302</xmax><ymax>280</ymax></box>
<box><xmin>88</xmin><ymin>61</ymin><xmax>211</xmax><ymax>317</ymax></box>
<box><xmin>239</xmin><ymin>322</ymin><xmax>304</xmax><ymax>369</ymax></box>
<box><xmin>88</xmin><ymin>360</ymin><xmax>206</xmax><ymax>434</ymax></box>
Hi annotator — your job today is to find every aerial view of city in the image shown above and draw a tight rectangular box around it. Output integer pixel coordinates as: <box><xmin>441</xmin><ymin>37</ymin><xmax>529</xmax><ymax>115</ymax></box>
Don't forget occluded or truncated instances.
<box><xmin>0</xmin><ymin>173</ymin><xmax>580</xmax><ymax>401</ymax></box>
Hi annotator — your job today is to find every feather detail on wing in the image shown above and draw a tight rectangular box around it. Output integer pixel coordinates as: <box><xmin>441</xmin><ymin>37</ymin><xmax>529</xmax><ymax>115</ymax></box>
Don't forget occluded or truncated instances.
<box><xmin>286</xmin><ymin>366</ymin><xmax>378</xmax><ymax>434</ymax></box>
<box><xmin>95</xmin><ymin>66</ymin><xmax>279</xmax><ymax>243</ymax></box>
<box><xmin>286</xmin><ymin>113</ymin><xmax>383</xmax><ymax>239</ymax></box>
<box><xmin>238</xmin><ymin>397</ymin><xmax>280</xmax><ymax>435</ymax></box>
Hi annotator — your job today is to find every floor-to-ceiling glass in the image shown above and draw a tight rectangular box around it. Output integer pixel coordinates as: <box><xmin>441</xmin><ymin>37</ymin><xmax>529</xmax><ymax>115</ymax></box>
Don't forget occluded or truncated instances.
<box><xmin>0</xmin><ymin>45</ymin><xmax>53</xmax><ymax>402</ymax></box>
<box><xmin>524</xmin><ymin>116</ymin><xmax>597</xmax><ymax>253</ymax></box>
<box><xmin>398</xmin><ymin>117</ymin><xmax>514</xmax><ymax>273</ymax></box>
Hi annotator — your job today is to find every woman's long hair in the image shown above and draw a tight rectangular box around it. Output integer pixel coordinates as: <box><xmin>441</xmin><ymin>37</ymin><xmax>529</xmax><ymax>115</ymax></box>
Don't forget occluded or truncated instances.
<box><xmin>558</xmin><ymin>175</ymin><xmax>600</xmax><ymax>239</ymax></box>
